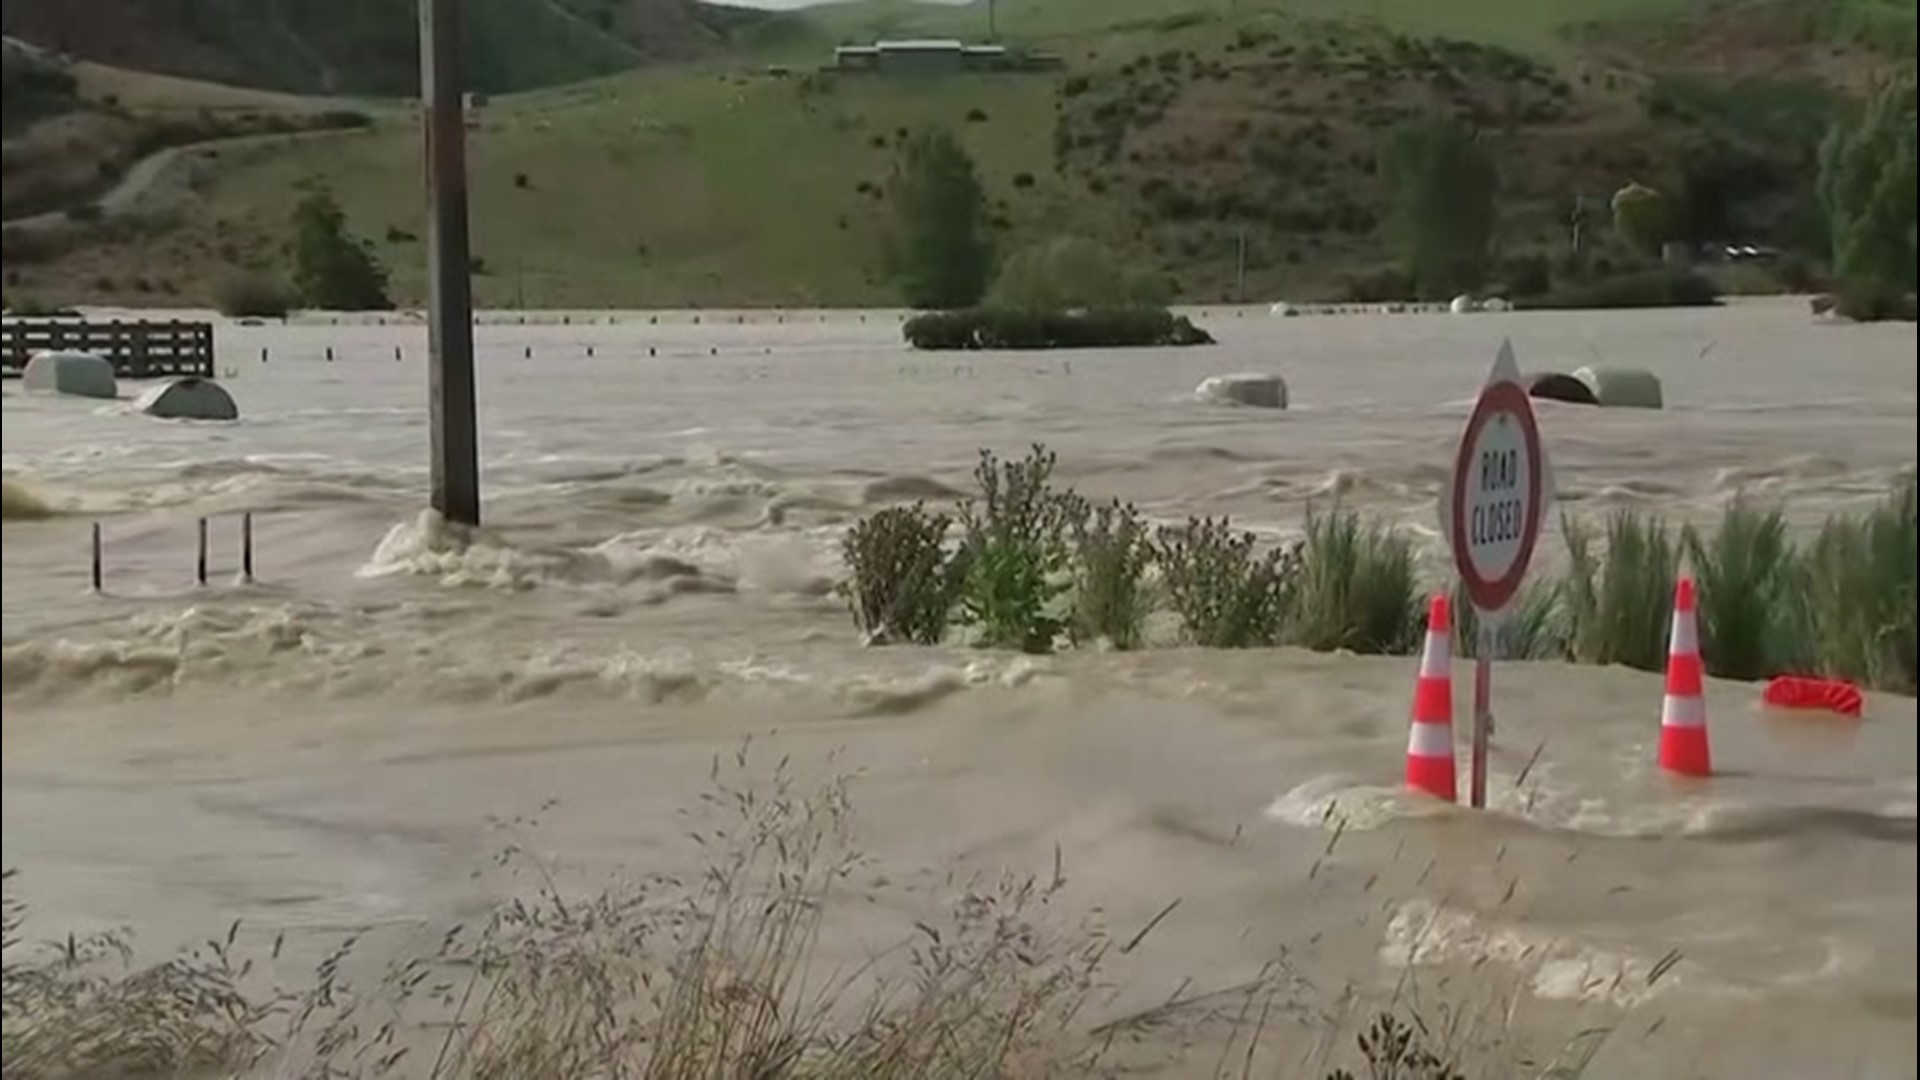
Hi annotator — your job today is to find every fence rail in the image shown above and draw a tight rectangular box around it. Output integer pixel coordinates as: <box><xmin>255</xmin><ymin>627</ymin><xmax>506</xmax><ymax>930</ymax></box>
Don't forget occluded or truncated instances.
<box><xmin>1</xmin><ymin>319</ymin><xmax>215</xmax><ymax>379</ymax></box>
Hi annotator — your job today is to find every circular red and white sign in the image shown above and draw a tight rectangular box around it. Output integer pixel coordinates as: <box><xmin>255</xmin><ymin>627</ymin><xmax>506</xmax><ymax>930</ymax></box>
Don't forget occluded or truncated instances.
<box><xmin>1449</xmin><ymin>379</ymin><xmax>1544</xmax><ymax>613</ymax></box>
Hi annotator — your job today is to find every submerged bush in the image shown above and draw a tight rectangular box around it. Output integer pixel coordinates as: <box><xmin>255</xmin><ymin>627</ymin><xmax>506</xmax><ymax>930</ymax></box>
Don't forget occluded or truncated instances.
<box><xmin>1155</xmin><ymin>516</ymin><xmax>1297</xmax><ymax>647</ymax></box>
<box><xmin>1684</xmin><ymin>499</ymin><xmax>1802</xmax><ymax>680</ymax></box>
<box><xmin>1518</xmin><ymin>268</ymin><xmax>1719</xmax><ymax>311</ymax></box>
<box><xmin>1067</xmin><ymin>498</ymin><xmax>1155</xmax><ymax>649</ymax></box>
<box><xmin>1562</xmin><ymin>510</ymin><xmax>1680</xmax><ymax>672</ymax></box>
<box><xmin>841</xmin><ymin>502</ymin><xmax>961</xmax><ymax>644</ymax></box>
<box><xmin>956</xmin><ymin>446</ymin><xmax>1080</xmax><ymax>652</ymax></box>
<box><xmin>1292</xmin><ymin>507</ymin><xmax>1422</xmax><ymax>655</ymax></box>
<box><xmin>903</xmin><ymin>306</ymin><xmax>1213</xmax><ymax>350</ymax></box>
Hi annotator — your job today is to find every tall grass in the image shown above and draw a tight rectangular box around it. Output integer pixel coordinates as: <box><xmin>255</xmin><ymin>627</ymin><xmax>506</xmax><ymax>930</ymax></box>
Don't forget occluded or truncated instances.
<box><xmin>1562</xmin><ymin>510</ymin><xmax>1680</xmax><ymax>673</ymax></box>
<box><xmin>1683</xmin><ymin>500</ymin><xmax>1801</xmax><ymax>680</ymax></box>
<box><xmin>1799</xmin><ymin>476</ymin><xmax>1918</xmax><ymax>693</ymax></box>
<box><xmin>2</xmin><ymin>755</ymin><xmax>1616</xmax><ymax>1080</ymax></box>
<box><xmin>1067</xmin><ymin>498</ymin><xmax>1155</xmax><ymax>650</ymax></box>
<box><xmin>1292</xmin><ymin>507</ymin><xmax>1423</xmax><ymax>655</ymax></box>
<box><xmin>1451</xmin><ymin>578</ymin><xmax>1567</xmax><ymax>661</ymax></box>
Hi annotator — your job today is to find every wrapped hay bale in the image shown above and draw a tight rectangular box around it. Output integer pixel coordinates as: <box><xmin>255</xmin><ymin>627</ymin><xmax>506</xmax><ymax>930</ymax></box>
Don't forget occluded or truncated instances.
<box><xmin>1573</xmin><ymin>365</ymin><xmax>1663</xmax><ymax>409</ymax></box>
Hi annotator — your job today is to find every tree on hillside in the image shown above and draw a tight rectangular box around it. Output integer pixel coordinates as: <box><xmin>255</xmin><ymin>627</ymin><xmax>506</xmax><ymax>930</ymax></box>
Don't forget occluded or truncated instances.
<box><xmin>887</xmin><ymin>129</ymin><xmax>993</xmax><ymax>310</ymax></box>
<box><xmin>291</xmin><ymin>190</ymin><xmax>392</xmax><ymax>311</ymax></box>
<box><xmin>1611</xmin><ymin>181</ymin><xmax>1672</xmax><ymax>257</ymax></box>
<box><xmin>1817</xmin><ymin>80</ymin><xmax>1917</xmax><ymax>319</ymax></box>
<box><xmin>988</xmin><ymin>237</ymin><xmax>1170</xmax><ymax>311</ymax></box>
<box><xmin>1380</xmin><ymin>118</ymin><xmax>1498</xmax><ymax>300</ymax></box>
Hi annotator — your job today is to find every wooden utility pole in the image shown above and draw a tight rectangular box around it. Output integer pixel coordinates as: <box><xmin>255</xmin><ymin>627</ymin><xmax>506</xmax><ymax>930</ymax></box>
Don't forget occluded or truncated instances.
<box><xmin>420</xmin><ymin>0</ymin><xmax>480</xmax><ymax>526</ymax></box>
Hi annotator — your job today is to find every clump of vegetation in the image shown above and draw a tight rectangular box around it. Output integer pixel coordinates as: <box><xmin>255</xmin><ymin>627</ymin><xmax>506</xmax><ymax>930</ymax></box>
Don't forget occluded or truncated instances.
<box><xmin>290</xmin><ymin>189</ymin><xmax>392</xmax><ymax>311</ymax></box>
<box><xmin>888</xmin><ymin>128</ymin><xmax>994</xmax><ymax>309</ymax></box>
<box><xmin>1799</xmin><ymin>476</ymin><xmax>1917</xmax><ymax>692</ymax></box>
<box><xmin>0</xmin><ymin>867</ymin><xmax>272</xmax><ymax>1079</ymax></box>
<box><xmin>213</xmin><ymin>274</ymin><xmax>293</xmax><ymax>318</ymax></box>
<box><xmin>1292</xmin><ymin>507</ymin><xmax>1422</xmax><ymax>655</ymax></box>
<box><xmin>840</xmin><ymin>503</ymin><xmax>961</xmax><ymax>645</ymax></box>
<box><xmin>1155</xmin><ymin>516</ymin><xmax>1297</xmax><ymax>648</ymax></box>
<box><xmin>1684</xmin><ymin>499</ymin><xmax>1802</xmax><ymax>680</ymax></box>
<box><xmin>1562</xmin><ymin>510</ymin><xmax>1680</xmax><ymax>672</ymax></box>
<box><xmin>902</xmin><ymin>307</ymin><xmax>1212</xmax><ymax>350</ymax></box>
<box><xmin>1067</xmin><ymin>498</ymin><xmax>1155</xmax><ymax>649</ymax></box>
<box><xmin>956</xmin><ymin>446</ymin><xmax>1079</xmax><ymax>652</ymax></box>
<box><xmin>1451</xmin><ymin>578</ymin><xmax>1567</xmax><ymax>660</ymax></box>
<box><xmin>1518</xmin><ymin>268</ymin><xmax>1719</xmax><ymax>310</ymax></box>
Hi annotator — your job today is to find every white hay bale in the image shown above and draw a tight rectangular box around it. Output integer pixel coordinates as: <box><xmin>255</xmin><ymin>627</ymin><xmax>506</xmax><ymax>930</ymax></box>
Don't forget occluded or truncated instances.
<box><xmin>135</xmin><ymin>376</ymin><xmax>239</xmax><ymax>421</ymax></box>
<box><xmin>1482</xmin><ymin>296</ymin><xmax>1512</xmax><ymax>312</ymax></box>
<box><xmin>1269</xmin><ymin>301</ymin><xmax>1298</xmax><ymax>317</ymax></box>
<box><xmin>21</xmin><ymin>351</ymin><xmax>117</xmax><ymax>399</ymax></box>
<box><xmin>1195</xmin><ymin>372</ymin><xmax>1288</xmax><ymax>409</ymax></box>
<box><xmin>1573</xmin><ymin>365</ymin><xmax>1664</xmax><ymax>409</ymax></box>
<box><xmin>1449</xmin><ymin>295</ymin><xmax>1479</xmax><ymax>314</ymax></box>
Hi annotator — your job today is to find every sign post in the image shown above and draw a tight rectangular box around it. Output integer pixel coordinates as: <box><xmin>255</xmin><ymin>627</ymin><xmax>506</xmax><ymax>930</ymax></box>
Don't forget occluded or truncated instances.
<box><xmin>1442</xmin><ymin>341</ymin><xmax>1551</xmax><ymax>808</ymax></box>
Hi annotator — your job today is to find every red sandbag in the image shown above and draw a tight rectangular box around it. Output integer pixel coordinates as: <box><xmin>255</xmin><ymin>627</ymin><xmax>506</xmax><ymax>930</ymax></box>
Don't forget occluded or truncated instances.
<box><xmin>1762</xmin><ymin>675</ymin><xmax>1864</xmax><ymax>718</ymax></box>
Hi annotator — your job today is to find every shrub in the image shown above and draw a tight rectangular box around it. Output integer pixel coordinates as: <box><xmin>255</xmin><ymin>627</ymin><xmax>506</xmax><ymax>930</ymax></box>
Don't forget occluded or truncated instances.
<box><xmin>64</xmin><ymin>202</ymin><xmax>102</xmax><ymax>223</ymax></box>
<box><xmin>902</xmin><ymin>307</ymin><xmax>1212</xmax><ymax>350</ymax></box>
<box><xmin>1155</xmin><ymin>516</ymin><xmax>1296</xmax><ymax>648</ymax></box>
<box><xmin>1562</xmin><ymin>511</ymin><xmax>1679</xmax><ymax>672</ymax></box>
<box><xmin>956</xmin><ymin>446</ymin><xmax>1079</xmax><ymax>652</ymax></box>
<box><xmin>840</xmin><ymin>502</ymin><xmax>961</xmax><ymax>645</ymax></box>
<box><xmin>1068</xmin><ymin>499</ymin><xmax>1154</xmax><ymax>649</ymax></box>
<box><xmin>1291</xmin><ymin>507</ymin><xmax>1422</xmax><ymax>655</ymax></box>
<box><xmin>311</xmin><ymin>108</ymin><xmax>373</xmax><ymax>130</ymax></box>
<box><xmin>214</xmin><ymin>274</ymin><xmax>293</xmax><ymax>318</ymax></box>
<box><xmin>291</xmin><ymin>189</ymin><xmax>392</xmax><ymax>311</ymax></box>
<box><xmin>1684</xmin><ymin>499</ymin><xmax>1802</xmax><ymax>680</ymax></box>
<box><xmin>1800</xmin><ymin>477</ymin><xmax>1917</xmax><ymax>692</ymax></box>
<box><xmin>1498</xmin><ymin>254</ymin><xmax>1552</xmax><ymax>298</ymax></box>
<box><xmin>1611</xmin><ymin>181</ymin><xmax>1672</xmax><ymax>256</ymax></box>
<box><xmin>1518</xmin><ymin>269</ymin><xmax>1719</xmax><ymax>311</ymax></box>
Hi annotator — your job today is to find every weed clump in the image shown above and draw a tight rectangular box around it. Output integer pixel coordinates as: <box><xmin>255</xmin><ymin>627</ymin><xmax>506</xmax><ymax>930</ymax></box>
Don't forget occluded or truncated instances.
<box><xmin>840</xmin><ymin>502</ymin><xmax>960</xmax><ymax>644</ymax></box>
<box><xmin>1684</xmin><ymin>499</ymin><xmax>1801</xmax><ymax>679</ymax></box>
<box><xmin>1800</xmin><ymin>475</ymin><xmax>1917</xmax><ymax>691</ymax></box>
<box><xmin>1067</xmin><ymin>498</ymin><xmax>1155</xmax><ymax>649</ymax></box>
<box><xmin>956</xmin><ymin>446</ymin><xmax>1079</xmax><ymax>652</ymax></box>
<box><xmin>1562</xmin><ymin>510</ymin><xmax>1679</xmax><ymax>672</ymax></box>
<box><xmin>1293</xmin><ymin>507</ymin><xmax>1422</xmax><ymax>655</ymax></box>
<box><xmin>1155</xmin><ymin>516</ymin><xmax>1297</xmax><ymax>647</ymax></box>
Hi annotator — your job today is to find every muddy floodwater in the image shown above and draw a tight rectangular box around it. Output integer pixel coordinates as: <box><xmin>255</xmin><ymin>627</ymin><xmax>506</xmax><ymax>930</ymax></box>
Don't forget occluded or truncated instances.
<box><xmin>4</xmin><ymin>299</ymin><xmax>1915</xmax><ymax>1077</ymax></box>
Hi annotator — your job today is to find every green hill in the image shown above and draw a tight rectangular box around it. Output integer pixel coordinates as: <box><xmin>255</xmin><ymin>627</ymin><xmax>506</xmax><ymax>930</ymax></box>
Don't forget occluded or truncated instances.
<box><xmin>0</xmin><ymin>0</ymin><xmax>725</xmax><ymax>95</ymax></box>
<box><xmin>2</xmin><ymin>0</ymin><xmax>1909</xmax><ymax>308</ymax></box>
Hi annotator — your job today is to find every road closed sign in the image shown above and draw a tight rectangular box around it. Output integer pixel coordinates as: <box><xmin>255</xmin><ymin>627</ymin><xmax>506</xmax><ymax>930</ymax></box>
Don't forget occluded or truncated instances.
<box><xmin>1443</xmin><ymin>341</ymin><xmax>1552</xmax><ymax>629</ymax></box>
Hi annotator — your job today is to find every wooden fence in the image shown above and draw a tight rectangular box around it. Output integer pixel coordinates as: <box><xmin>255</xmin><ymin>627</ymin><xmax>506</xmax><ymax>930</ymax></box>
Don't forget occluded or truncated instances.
<box><xmin>1</xmin><ymin>319</ymin><xmax>215</xmax><ymax>379</ymax></box>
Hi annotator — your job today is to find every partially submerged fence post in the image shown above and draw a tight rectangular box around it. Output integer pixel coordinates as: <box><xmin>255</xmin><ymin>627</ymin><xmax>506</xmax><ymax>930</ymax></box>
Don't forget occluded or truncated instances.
<box><xmin>196</xmin><ymin>517</ymin><xmax>209</xmax><ymax>586</ymax></box>
<box><xmin>91</xmin><ymin>522</ymin><xmax>103</xmax><ymax>592</ymax></box>
<box><xmin>241</xmin><ymin>512</ymin><xmax>255</xmax><ymax>583</ymax></box>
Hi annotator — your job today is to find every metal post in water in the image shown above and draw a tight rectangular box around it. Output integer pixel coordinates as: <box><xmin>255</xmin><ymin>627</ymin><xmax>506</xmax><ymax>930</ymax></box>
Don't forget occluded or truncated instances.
<box><xmin>196</xmin><ymin>517</ymin><xmax>209</xmax><ymax>586</ymax></box>
<box><xmin>91</xmin><ymin>522</ymin><xmax>103</xmax><ymax>592</ymax></box>
<box><xmin>1470</xmin><ymin>656</ymin><xmax>1491</xmax><ymax>809</ymax></box>
<box><xmin>241</xmin><ymin>512</ymin><xmax>255</xmax><ymax>583</ymax></box>
<box><xmin>421</xmin><ymin>0</ymin><xmax>481</xmax><ymax>527</ymax></box>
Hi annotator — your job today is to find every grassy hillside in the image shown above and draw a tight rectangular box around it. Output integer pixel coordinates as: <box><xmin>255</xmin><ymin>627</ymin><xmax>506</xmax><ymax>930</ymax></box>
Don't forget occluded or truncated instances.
<box><xmin>0</xmin><ymin>0</ymin><xmax>722</xmax><ymax>95</ymax></box>
<box><xmin>3</xmin><ymin>0</ymin><xmax>1909</xmax><ymax>308</ymax></box>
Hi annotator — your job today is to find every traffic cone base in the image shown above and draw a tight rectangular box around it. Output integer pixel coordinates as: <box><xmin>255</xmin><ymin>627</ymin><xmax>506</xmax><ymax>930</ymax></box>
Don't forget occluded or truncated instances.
<box><xmin>1405</xmin><ymin>594</ymin><xmax>1457</xmax><ymax>802</ymax></box>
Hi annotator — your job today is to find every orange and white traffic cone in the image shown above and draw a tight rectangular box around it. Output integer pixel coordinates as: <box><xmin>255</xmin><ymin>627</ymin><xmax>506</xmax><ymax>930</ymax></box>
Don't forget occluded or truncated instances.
<box><xmin>1405</xmin><ymin>594</ymin><xmax>1457</xmax><ymax>802</ymax></box>
<box><xmin>1659</xmin><ymin>576</ymin><xmax>1712</xmax><ymax>777</ymax></box>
